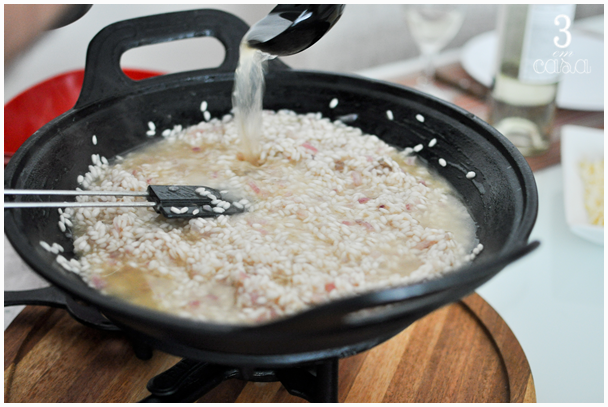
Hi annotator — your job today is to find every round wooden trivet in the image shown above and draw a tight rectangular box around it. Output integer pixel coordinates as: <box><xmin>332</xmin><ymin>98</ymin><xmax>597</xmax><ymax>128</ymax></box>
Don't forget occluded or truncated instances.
<box><xmin>4</xmin><ymin>293</ymin><xmax>535</xmax><ymax>403</ymax></box>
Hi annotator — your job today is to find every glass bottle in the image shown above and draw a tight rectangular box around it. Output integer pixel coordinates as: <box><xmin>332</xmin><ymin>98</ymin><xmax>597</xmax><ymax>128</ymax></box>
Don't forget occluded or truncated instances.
<box><xmin>488</xmin><ymin>4</ymin><xmax>576</xmax><ymax>156</ymax></box>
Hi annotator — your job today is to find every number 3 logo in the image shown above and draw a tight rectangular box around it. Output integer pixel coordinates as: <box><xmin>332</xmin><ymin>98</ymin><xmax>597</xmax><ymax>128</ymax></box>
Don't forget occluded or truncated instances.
<box><xmin>554</xmin><ymin>14</ymin><xmax>572</xmax><ymax>48</ymax></box>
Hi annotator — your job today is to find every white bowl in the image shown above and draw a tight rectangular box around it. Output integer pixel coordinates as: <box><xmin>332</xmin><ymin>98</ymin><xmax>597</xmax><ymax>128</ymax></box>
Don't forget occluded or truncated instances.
<box><xmin>560</xmin><ymin>125</ymin><xmax>604</xmax><ymax>245</ymax></box>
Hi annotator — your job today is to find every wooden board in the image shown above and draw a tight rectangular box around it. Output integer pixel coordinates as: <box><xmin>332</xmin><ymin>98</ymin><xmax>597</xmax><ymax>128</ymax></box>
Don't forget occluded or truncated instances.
<box><xmin>4</xmin><ymin>293</ymin><xmax>535</xmax><ymax>403</ymax></box>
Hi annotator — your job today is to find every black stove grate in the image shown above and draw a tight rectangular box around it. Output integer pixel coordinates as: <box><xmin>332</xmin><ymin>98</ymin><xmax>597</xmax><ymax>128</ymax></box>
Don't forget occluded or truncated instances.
<box><xmin>140</xmin><ymin>358</ymin><xmax>339</xmax><ymax>403</ymax></box>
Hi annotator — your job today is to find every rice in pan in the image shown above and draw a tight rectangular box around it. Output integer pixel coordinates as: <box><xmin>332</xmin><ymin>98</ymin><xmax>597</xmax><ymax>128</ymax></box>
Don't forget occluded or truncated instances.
<box><xmin>58</xmin><ymin>109</ymin><xmax>482</xmax><ymax>324</ymax></box>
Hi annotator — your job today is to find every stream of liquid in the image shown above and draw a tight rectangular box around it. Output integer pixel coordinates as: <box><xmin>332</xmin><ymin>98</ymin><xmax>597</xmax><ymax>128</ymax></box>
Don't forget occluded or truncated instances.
<box><xmin>232</xmin><ymin>43</ymin><xmax>274</xmax><ymax>165</ymax></box>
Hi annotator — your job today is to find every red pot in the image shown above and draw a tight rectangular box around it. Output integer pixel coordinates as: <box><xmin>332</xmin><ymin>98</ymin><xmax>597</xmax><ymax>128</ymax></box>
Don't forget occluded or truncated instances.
<box><xmin>4</xmin><ymin>68</ymin><xmax>162</xmax><ymax>166</ymax></box>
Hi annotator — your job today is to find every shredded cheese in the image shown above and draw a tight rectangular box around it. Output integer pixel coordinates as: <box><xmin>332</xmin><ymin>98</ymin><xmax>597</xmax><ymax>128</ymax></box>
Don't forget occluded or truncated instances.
<box><xmin>579</xmin><ymin>159</ymin><xmax>604</xmax><ymax>226</ymax></box>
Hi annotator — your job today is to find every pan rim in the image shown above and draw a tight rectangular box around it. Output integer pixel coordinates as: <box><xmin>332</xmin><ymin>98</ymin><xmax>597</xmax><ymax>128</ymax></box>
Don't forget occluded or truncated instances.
<box><xmin>4</xmin><ymin>68</ymin><xmax>538</xmax><ymax>341</ymax></box>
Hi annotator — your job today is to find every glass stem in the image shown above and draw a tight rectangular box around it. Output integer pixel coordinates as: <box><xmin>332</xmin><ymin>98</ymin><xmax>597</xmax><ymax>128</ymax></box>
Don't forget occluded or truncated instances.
<box><xmin>420</xmin><ymin>51</ymin><xmax>436</xmax><ymax>85</ymax></box>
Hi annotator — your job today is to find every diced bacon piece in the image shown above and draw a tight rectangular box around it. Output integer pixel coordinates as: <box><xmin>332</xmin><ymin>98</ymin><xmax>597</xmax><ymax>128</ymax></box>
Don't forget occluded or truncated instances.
<box><xmin>415</xmin><ymin>240</ymin><xmax>437</xmax><ymax>250</ymax></box>
<box><xmin>355</xmin><ymin>220</ymin><xmax>374</xmax><ymax>231</ymax></box>
<box><xmin>302</xmin><ymin>142</ymin><xmax>318</xmax><ymax>153</ymax></box>
<box><xmin>91</xmin><ymin>275</ymin><xmax>106</xmax><ymax>289</ymax></box>
<box><xmin>188</xmin><ymin>300</ymin><xmax>201</xmax><ymax>308</ymax></box>
<box><xmin>248</xmin><ymin>181</ymin><xmax>261</xmax><ymax>194</ymax></box>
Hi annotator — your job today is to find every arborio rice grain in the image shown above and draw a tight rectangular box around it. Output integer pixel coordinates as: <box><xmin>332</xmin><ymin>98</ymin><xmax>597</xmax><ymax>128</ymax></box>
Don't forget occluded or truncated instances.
<box><xmin>62</xmin><ymin>109</ymin><xmax>482</xmax><ymax>324</ymax></box>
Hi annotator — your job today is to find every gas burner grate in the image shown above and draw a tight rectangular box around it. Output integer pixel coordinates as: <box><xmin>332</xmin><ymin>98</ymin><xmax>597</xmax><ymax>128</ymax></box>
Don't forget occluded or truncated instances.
<box><xmin>140</xmin><ymin>358</ymin><xmax>339</xmax><ymax>403</ymax></box>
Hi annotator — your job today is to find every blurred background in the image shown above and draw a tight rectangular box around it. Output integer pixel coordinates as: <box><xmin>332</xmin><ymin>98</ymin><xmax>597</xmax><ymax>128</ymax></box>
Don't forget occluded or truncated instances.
<box><xmin>4</xmin><ymin>4</ymin><xmax>604</xmax><ymax>102</ymax></box>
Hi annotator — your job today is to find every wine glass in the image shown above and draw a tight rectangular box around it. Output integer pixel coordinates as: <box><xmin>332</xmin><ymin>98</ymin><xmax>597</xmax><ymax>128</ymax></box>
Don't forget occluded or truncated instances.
<box><xmin>403</xmin><ymin>5</ymin><xmax>465</xmax><ymax>98</ymax></box>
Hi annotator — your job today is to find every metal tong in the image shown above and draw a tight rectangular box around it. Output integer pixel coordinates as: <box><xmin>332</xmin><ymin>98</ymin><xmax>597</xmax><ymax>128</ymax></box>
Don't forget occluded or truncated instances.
<box><xmin>4</xmin><ymin>185</ymin><xmax>248</xmax><ymax>219</ymax></box>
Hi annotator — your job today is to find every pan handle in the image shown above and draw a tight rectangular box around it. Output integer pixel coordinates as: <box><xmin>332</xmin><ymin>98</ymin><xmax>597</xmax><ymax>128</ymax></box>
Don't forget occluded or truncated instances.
<box><xmin>4</xmin><ymin>286</ymin><xmax>119</xmax><ymax>331</ymax></box>
<box><xmin>267</xmin><ymin>241</ymin><xmax>540</xmax><ymax>333</ymax></box>
<box><xmin>75</xmin><ymin>9</ymin><xmax>259</xmax><ymax>109</ymax></box>
<box><xmin>5</xmin><ymin>286</ymin><xmax>68</xmax><ymax>308</ymax></box>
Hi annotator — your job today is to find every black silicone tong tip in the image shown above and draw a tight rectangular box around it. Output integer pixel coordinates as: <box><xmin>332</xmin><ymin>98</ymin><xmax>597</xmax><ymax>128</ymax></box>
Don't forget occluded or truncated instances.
<box><xmin>146</xmin><ymin>185</ymin><xmax>248</xmax><ymax>219</ymax></box>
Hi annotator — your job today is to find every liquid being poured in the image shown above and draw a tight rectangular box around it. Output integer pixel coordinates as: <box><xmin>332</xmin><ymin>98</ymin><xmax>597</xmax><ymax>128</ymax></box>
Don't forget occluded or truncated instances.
<box><xmin>232</xmin><ymin>43</ymin><xmax>274</xmax><ymax>165</ymax></box>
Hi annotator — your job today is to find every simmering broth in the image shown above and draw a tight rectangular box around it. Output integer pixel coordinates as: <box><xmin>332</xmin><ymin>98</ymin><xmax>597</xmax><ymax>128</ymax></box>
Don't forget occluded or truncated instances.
<box><xmin>61</xmin><ymin>110</ymin><xmax>482</xmax><ymax>324</ymax></box>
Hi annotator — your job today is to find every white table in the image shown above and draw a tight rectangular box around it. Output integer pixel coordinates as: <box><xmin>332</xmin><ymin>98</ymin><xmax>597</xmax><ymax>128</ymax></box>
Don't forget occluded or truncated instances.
<box><xmin>476</xmin><ymin>165</ymin><xmax>603</xmax><ymax>403</ymax></box>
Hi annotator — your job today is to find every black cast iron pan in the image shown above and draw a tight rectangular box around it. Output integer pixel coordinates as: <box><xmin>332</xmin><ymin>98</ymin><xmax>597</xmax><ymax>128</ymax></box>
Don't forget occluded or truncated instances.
<box><xmin>4</xmin><ymin>9</ymin><xmax>539</xmax><ymax>363</ymax></box>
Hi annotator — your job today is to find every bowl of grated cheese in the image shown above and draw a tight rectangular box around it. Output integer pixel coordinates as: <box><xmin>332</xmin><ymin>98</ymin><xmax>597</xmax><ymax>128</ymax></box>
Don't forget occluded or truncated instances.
<box><xmin>561</xmin><ymin>125</ymin><xmax>604</xmax><ymax>245</ymax></box>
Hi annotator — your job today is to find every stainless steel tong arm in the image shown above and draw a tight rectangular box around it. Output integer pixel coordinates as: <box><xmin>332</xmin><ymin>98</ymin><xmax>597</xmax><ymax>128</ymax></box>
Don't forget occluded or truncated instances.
<box><xmin>4</xmin><ymin>189</ymin><xmax>153</xmax><ymax>209</ymax></box>
<box><xmin>4</xmin><ymin>185</ymin><xmax>247</xmax><ymax>219</ymax></box>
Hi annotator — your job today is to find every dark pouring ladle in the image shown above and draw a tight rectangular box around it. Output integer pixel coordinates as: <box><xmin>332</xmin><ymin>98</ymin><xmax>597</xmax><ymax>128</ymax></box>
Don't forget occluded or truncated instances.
<box><xmin>244</xmin><ymin>4</ymin><xmax>345</xmax><ymax>56</ymax></box>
